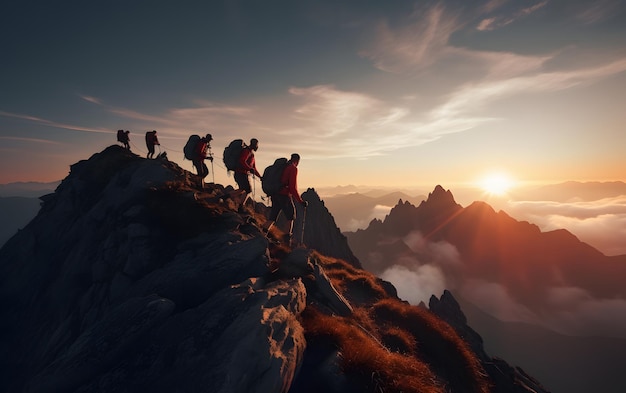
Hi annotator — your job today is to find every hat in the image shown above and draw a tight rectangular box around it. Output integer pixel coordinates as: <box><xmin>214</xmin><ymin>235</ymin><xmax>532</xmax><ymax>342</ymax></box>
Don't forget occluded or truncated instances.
<box><xmin>205</xmin><ymin>133</ymin><xmax>213</xmax><ymax>141</ymax></box>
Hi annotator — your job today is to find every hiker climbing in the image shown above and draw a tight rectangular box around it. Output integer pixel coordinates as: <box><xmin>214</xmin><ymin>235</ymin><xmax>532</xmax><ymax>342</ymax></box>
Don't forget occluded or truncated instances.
<box><xmin>145</xmin><ymin>130</ymin><xmax>160</xmax><ymax>159</ymax></box>
<box><xmin>193</xmin><ymin>134</ymin><xmax>213</xmax><ymax>187</ymax></box>
<box><xmin>263</xmin><ymin>153</ymin><xmax>307</xmax><ymax>247</ymax></box>
<box><xmin>234</xmin><ymin>138</ymin><xmax>262</xmax><ymax>207</ymax></box>
<box><xmin>117</xmin><ymin>130</ymin><xmax>131</xmax><ymax>150</ymax></box>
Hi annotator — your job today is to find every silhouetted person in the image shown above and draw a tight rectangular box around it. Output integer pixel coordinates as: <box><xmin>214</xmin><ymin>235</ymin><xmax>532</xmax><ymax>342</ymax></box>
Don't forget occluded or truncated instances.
<box><xmin>122</xmin><ymin>130</ymin><xmax>131</xmax><ymax>150</ymax></box>
<box><xmin>193</xmin><ymin>134</ymin><xmax>213</xmax><ymax>188</ymax></box>
<box><xmin>264</xmin><ymin>153</ymin><xmax>307</xmax><ymax>246</ymax></box>
<box><xmin>117</xmin><ymin>129</ymin><xmax>131</xmax><ymax>150</ymax></box>
<box><xmin>234</xmin><ymin>138</ymin><xmax>262</xmax><ymax>207</ymax></box>
<box><xmin>145</xmin><ymin>130</ymin><xmax>160</xmax><ymax>159</ymax></box>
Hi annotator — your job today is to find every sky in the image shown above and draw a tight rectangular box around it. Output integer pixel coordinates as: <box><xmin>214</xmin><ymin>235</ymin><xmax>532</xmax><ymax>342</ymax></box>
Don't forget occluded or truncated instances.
<box><xmin>1</xmin><ymin>0</ymin><xmax>625</xmax><ymax>192</ymax></box>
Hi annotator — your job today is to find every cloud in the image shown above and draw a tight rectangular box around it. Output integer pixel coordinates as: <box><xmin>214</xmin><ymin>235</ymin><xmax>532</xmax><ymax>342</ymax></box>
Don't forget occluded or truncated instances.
<box><xmin>433</xmin><ymin>57</ymin><xmax>626</xmax><ymax>119</ymax></box>
<box><xmin>360</xmin><ymin>3</ymin><xmax>460</xmax><ymax>74</ymax></box>
<box><xmin>402</xmin><ymin>231</ymin><xmax>462</xmax><ymax>268</ymax></box>
<box><xmin>345</xmin><ymin>204</ymin><xmax>393</xmax><ymax>232</ymax></box>
<box><xmin>288</xmin><ymin>85</ymin><xmax>388</xmax><ymax>138</ymax></box>
<box><xmin>476</xmin><ymin>1</ymin><xmax>547</xmax><ymax>31</ymax></box>
<box><xmin>544</xmin><ymin>287</ymin><xmax>626</xmax><ymax>338</ymax></box>
<box><xmin>0</xmin><ymin>136</ymin><xmax>62</xmax><ymax>145</ymax></box>
<box><xmin>79</xmin><ymin>95</ymin><xmax>102</xmax><ymax>105</ymax></box>
<box><xmin>0</xmin><ymin>111</ymin><xmax>111</xmax><ymax>134</ymax></box>
<box><xmin>381</xmin><ymin>264</ymin><xmax>448</xmax><ymax>305</ymax></box>
<box><xmin>506</xmin><ymin>196</ymin><xmax>626</xmax><ymax>255</ymax></box>
<box><xmin>462</xmin><ymin>281</ymin><xmax>626</xmax><ymax>338</ymax></box>
<box><xmin>575</xmin><ymin>0</ymin><xmax>623</xmax><ymax>25</ymax></box>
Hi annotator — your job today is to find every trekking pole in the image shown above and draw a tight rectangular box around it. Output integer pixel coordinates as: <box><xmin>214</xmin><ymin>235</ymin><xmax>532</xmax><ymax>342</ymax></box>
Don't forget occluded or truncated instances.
<box><xmin>300</xmin><ymin>203</ymin><xmax>307</xmax><ymax>247</ymax></box>
<box><xmin>208</xmin><ymin>145</ymin><xmax>215</xmax><ymax>184</ymax></box>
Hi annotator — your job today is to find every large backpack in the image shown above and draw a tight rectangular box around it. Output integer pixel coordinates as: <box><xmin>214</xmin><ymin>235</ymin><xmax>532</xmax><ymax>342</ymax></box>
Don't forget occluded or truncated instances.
<box><xmin>262</xmin><ymin>158</ymin><xmax>289</xmax><ymax>196</ymax></box>
<box><xmin>183</xmin><ymin>135</ymin><xmax>201</xmax><ymax>160</ymax></box>
<box><xmin>223</xmin><ymin>139</ymin><xmax>245</xmax><ymax>171</ymax></box>
<box><xmin>117</xmin><ymin>129</ymin><xmax>125</xmax><ymax>143</ymax></box>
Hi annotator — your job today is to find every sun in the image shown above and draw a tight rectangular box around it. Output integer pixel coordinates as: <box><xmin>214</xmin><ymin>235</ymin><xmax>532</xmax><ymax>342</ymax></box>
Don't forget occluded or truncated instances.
<box><xmin>478</xmin><ymin>172</ymin><xmax>515</xmax><ymax>196</ymax></box>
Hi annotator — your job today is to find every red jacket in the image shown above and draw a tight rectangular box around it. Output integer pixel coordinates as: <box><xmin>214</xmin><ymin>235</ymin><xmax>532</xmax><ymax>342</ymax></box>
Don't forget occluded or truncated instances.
<box><xmin>194</xmin><ymin>140</ymin><xmax>208</xmax><ymax>160</ymax></box>
<box><xmin>236</xmin><ymin>147</ymin><xmax>261</xmax><ymax>177</ymax></box>
<box><xmin>279</xmin><ymin>162</ymin><xmax>303</xmax><ymax>203</ymax></box>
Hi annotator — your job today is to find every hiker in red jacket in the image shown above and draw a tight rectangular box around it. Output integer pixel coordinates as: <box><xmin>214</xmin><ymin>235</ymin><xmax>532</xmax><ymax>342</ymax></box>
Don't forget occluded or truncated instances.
<box><xmin>145</xmin><ymin>130</ymin><xmax>160</xmax><ymax>159</ymax></box>
<box><xmin>264</xmin><ymin>153</ymin><xmax>307</xmax><ymax>246</ymax></box>
<box><xmin>193</xmin><ymin>134</ymin><xmax>213</xmax><ymax>187</ymax></box>
<box><xmin>235</xmin><ymin>138</ymin><xmax>262</xmax><ymax>207</ymax></box>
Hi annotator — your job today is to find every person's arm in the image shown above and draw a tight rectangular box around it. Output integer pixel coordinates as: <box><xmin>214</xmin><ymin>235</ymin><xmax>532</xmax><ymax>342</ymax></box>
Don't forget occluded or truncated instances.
<box><xmin>250</xmin><ymin>156</ymin><xmax>261</xmax><ymax>177</ymax></box>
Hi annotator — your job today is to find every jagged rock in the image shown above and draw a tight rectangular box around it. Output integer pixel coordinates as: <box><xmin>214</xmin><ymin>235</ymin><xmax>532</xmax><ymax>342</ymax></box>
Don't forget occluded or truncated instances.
<box><xmin>0</xmin><ymin>146</ymin><xmax>550</xmax><ymax>393</ymax></box>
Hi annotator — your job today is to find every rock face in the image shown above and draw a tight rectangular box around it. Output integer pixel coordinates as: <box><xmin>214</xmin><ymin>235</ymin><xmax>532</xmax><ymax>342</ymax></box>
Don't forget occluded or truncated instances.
<box><xmin>0</xmin><ymin>146</ymin><xmax>547</xmax><ymax>392</ymax></box>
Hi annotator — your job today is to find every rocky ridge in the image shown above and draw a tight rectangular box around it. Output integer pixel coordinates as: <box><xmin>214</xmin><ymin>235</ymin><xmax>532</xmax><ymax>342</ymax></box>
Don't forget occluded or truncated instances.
<box><xmin>0</xmin><ymin>146</ymin><xmax>549</xmax><ymax>393</ymax></box>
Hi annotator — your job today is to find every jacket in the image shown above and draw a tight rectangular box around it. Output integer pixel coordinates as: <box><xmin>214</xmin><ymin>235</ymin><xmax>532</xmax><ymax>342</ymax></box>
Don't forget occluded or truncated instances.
<box><xmin>279</xmin><ymin>162</ymin><xmax>304</xmax><ymax>203</ymax></box>
<box><xmin>236</xmin><ymin>147</ymin><xmax>261</xmax><ymax>177</ymax></box>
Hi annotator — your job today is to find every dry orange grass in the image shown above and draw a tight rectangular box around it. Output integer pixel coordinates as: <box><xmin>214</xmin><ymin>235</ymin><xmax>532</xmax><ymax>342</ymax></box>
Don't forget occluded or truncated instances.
<box><xmin>371</xmin><ymin>298</ymin><xmax>490</xmax><ymax>393</ymax></box>
<box><xmin>302</xmin><ymin>306</ymin><xmax>444</xmax><ymax>393</ymax></box>
<box><xmin>313</xmin><ymin>253</ymin><xmax>389</xmax><ymax>303</ymax></box>
<box><xmin>299</xmin><ymin>253</ymin><xmax>490</xmax><ymax>392</ymax></box>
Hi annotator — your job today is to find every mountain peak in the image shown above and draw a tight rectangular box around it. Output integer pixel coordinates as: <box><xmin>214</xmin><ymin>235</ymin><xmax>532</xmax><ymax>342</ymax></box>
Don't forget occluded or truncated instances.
<box><xmin>424</xmin><ymin>184</ymin><xmax>457</xmax><ymax>207</ymax></box>
<box><xmin>0</xmin><ymin>146</ymin><xmax>541</xmax><ymax>393</ymax></box>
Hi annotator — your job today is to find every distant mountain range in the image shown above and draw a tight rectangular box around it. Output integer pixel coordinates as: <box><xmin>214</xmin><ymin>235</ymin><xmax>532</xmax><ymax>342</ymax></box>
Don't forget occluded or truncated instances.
<box><xmin>513</xmin><ymin>180</ymin><xmax>626</xmax><ymax>202</ymax></box>
<box><xmin>0</xmin><ymin>180</ymin><xmax>60</xmax><ymax>197</ymax></box>
<box><xmin>344</xmin><ymin>185</ymin><xmax>626</xmax><ymax>393</ymax></box>
<box><xmin>321</xmin><ymin>191</ymin><xmax>426</xmax><ymax>232</ymax></box>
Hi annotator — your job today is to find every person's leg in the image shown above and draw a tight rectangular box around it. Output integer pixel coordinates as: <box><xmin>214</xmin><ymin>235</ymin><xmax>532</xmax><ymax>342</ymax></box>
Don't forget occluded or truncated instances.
<box><xmin>264</xmin><ymin>194</ymin><xmax>284</xmax><ymax>234</ymax></box>
<box><xmin>282</xmin><ymin>196</ymin><xmax>296</xmax><ymax>244</ymax></box>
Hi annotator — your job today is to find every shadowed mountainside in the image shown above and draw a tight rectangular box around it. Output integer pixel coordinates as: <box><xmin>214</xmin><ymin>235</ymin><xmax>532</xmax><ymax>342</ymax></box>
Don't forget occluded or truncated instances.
<box><xmin>0</xmin><ymin>196</ymin><xmax>42</xmax><ymax>247</ymax></box>
<box><xmin>345</xmin><ymin>185</ymin><xmax>626</xmax><ymax>393</ymax></box>
<box><xmin>0</xmin><ymin>146</ymin><xmax>548</xmax><ymax>393</ymax></box>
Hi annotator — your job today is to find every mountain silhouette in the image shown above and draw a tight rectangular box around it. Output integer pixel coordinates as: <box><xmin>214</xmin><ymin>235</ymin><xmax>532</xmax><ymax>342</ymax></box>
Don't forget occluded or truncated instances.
<box><xmin>321</xmin><ymin>191</ymin><xmax>426</xmax><ymax>232</ymax></box>
<box><xmin>347</xmin><ymin>185</ymin><xmax>626</xmax><ymax>316</ymax></box>
<box><xmin>0</xmin><ymin>146</ymin><xmax>548</xmax><ymax>393</ymax></box>
<box><xmin>345</xmin><ymin>185</ymin><xmax>626</xmax><ymax>392</ymax></box>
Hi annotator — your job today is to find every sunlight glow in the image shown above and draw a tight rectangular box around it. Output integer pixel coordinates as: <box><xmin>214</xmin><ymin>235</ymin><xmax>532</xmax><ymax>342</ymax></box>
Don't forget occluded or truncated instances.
<box><xmin>478</xmin><ymin>172</ymin><xmax>516</xmax><ymax>196</ymax></box>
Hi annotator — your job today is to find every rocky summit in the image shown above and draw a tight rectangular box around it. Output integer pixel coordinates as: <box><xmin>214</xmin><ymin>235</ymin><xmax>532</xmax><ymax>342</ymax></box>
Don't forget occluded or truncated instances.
<box><xmin>0</xmin><ymin>146</ymin><xmax>549</xmax><ymax>393</ymax></box>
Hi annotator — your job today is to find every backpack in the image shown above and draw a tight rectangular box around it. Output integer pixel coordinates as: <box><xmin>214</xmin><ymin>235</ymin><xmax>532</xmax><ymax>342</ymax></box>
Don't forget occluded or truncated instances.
<box><xmin>262</xmin><ymin>158</ymin><xmax>289</xmax><ymax>196</ymax></box>
<box><xmin>183</xmin><ymin>135</ymin><xmax>201</xmax><ymax>160</ymax></box>
<box><xmin>223</xmin><ymin>139</ymin><xmax>245</xmax><ymax>171</ymax></box>
<box><xmin>117</xmin><ymin>130</ymin><xmax>125</xmax><ymax>142</ymax></box>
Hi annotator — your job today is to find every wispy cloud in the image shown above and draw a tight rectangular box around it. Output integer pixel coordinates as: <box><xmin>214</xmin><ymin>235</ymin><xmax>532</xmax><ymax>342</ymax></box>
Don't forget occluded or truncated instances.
<box><xmin>79</xmin><ymin>95</ymin><xmax>102</xmax><ymax>105</ymax></box>
<box><xmin>0</xmin><ymin>136</ymin><xmax>62</xmax><ymax>145</ymax></box>
<box><xmin>476</xmin><ymin>1</ymin><xmax>548</xmax><ymax>31</ymax></box>
<box><xmin>360</xmin><ymin>3</ymin><xmax>460</xmax><ymax>73</ymax></box>
<box><xmin>575</xmin><ymin>0</ymin><xmax>623</xmax><ymax>24</ymax></box>
<box><xmin>433</xmin><ymin>57</ymin><xmax>626</xmax><ymax>118</ymax></box>
<box><xmin>0</xmin><ymin>111</ymin><xmax>110</xmax><ymax>134</ymax></box>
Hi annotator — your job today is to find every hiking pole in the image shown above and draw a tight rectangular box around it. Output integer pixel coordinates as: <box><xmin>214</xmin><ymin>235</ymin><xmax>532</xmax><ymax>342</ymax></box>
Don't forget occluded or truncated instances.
<box><xmin>208</xmin><ymin>145</ymin><xmax>215</xmax><ymax>183</ymax></box>
<box><xmin>300</xmin><ymin>202</ymin><xmax>307</xmax><ymax>247</ymax></box>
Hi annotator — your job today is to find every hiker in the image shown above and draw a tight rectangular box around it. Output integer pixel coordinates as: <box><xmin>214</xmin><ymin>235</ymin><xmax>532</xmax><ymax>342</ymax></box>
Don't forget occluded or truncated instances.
<box><xmin>264</xmin><ymin>153</ymin><xmax>307</xmax><ymax>246</ymax></box>
<box><xmin>116</xmin><ymin>129</ymin><xmax>131</xmax><ymax>150</ymax></box>
<box><xmin>193</xmin><ymin>134</ymin><xmax>213</xmax><ymax>186</ymax></box>
<box><xmin>122</xmin><ymin>131</ymin><xmax>130</xmax><ymax>150</ymax></box>
<box><xmin>234</xmin><ymin>138</ymin><xmax>262</xmax><ymax>206</ymax></box>
<box><xmin>145</xmin><ymin>130</ymin><xmax>160</xmax><ymax>159</ymax></box>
